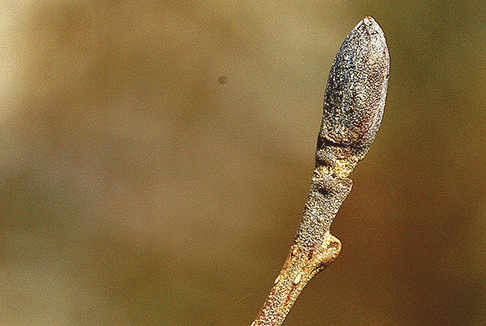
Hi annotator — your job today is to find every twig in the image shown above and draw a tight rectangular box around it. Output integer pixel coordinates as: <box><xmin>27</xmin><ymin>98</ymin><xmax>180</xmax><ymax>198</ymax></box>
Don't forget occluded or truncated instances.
<box><xmin>251</xmin><ymin>16</ymin><xmax>390</xmax><ymax>326</ymax></box>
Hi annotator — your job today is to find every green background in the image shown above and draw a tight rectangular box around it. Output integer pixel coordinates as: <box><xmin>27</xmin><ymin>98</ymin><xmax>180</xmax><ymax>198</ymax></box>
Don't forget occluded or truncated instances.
<box><xmin>2</xmin><ymin>1</ymin><xmax>485</xmax><ymax>325</ymax></box>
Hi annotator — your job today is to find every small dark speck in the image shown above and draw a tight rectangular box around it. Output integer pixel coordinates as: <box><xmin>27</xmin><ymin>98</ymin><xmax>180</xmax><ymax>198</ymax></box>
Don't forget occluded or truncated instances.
<box><xmin>218</xmin><ymin>76</ymin><xmax>228</xmax><ymax>84</ymax></box>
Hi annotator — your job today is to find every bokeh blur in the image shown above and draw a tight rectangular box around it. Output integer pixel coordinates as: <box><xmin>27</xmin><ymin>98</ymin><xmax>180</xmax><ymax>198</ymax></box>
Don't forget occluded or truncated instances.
<box><xmin>2</xmin><ymin>1</ymin><xmax>486</xmax><ymax>325</ymax></box>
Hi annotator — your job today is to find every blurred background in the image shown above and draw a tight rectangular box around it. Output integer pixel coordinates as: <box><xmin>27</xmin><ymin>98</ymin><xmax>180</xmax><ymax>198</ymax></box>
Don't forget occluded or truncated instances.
<box><xmin>1</xmin><ymin>0</ymin><xmax>485</xmax><ymax>325</ymax></box>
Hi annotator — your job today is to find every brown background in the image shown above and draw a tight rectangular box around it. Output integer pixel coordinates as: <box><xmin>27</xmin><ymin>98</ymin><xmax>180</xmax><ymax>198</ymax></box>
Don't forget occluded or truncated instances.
<box><xmin>2</xmin><ymin>1</ymin><xmax>485</xmax><ymax>325</ymax></box>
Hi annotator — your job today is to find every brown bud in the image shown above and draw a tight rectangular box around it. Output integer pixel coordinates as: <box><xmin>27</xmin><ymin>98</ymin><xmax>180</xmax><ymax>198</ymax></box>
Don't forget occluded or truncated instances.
<box><xmin>318</xmin><ymin>16</ymin><xmax>390</xmax><ymax>161</ymax></box>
